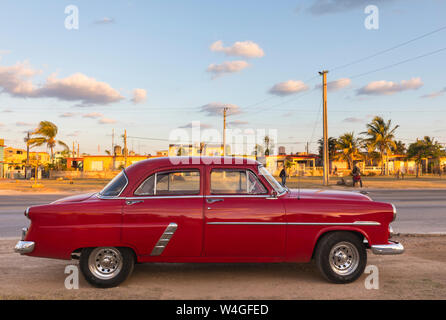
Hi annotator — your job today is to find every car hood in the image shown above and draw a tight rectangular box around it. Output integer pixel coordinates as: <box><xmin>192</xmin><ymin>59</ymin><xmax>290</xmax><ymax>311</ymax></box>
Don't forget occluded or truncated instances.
<box><xmin>51</xmin><ymin>192</ymin><xmax>97</xmax><ymax>204</ymax></box>
<box><xmin>286</xmin><ymin>189</ymin><xmax>372</xmax><ymax>201</ymax></box>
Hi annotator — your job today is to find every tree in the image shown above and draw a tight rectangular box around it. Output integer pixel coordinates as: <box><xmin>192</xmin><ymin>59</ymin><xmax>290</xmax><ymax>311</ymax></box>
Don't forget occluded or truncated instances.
<box><xmin>318</xmin><ymin>137</ymin><xmax>338</xmax><ymax>159</ymax></box>
<box><xmin>391</xmin><ymin>140</ymin><xmax>406</xmax><ymax>155</ymax></box>
<box><xmin>362</xmin><ymin>116</ymin><xmax>399</xmax><ymax>175</ymax></box>
<box><xmin>335</xmin><ymin>132</ymin><xmax>362</xmax><ymax>170</ymax></box>
<box><xmin>28</xmin><ymin>121</ymin><xmax>68</xmax><ymax>163</ymax></box>
<box><xmin>407</xmin><ymin>136</ymin><xmax>444</xmax><ymax>177</ymax></box>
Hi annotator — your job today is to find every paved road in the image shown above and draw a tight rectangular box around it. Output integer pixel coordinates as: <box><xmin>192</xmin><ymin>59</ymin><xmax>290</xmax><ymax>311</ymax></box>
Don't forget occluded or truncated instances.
<box><xmin>0</xmin><ymin>190</ymin><xmax>445</xmax><ymax>237</ymax></box>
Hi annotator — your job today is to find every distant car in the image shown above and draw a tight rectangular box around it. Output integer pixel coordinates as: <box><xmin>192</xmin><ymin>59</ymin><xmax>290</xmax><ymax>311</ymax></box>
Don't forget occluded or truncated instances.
<box><xmin>15</xmin><ymin>157</ymin><xmax>404</xmax><ymax>288</ymax></box>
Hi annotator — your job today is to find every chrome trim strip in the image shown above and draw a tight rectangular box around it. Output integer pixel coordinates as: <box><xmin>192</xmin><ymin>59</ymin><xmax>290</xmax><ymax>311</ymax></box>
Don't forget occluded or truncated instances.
<box><xmin>391</xmin><ymin>203</ymin><xmax>397</xmax><ymax>222</ymax></box>
<box><xmin>150</xmin><ymin>223</ymin><xmax>178</xmax><ymax>256</ymax></box>
<box><xmin>98</xmin><ymin>194</ymin><xmax>276</xmax><ymax>200</ymax></box>
<box><xmin>371</xmin><ymin>241</ymin><xmax>404</xmax><ymax>255</ymax></box>
<box><xmin>207</xmin><ymin>221</ymin><xmax>381</xmax><ymax>226</ymax></box>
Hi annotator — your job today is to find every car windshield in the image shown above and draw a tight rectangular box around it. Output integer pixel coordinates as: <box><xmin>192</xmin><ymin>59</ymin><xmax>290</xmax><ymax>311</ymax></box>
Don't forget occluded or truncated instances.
<box><xmin>258</xmin><ymin>165</ymin><xmax>287</xmax><ymax>195</ymax></box>
<box><xmin>99</xmin><ymin>170</ymin><xmax>128</xmax><ymax>197</ymax></box>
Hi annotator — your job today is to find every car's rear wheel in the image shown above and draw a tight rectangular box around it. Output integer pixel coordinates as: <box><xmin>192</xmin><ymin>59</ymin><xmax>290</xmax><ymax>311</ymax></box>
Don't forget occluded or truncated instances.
<box><xmin>315</xmin><ymin>232</ymin><xmax>366</xmax><ymax>283</ymax></box>
<box><xmin>79</xmin><ymin>247</ymin><xmax>135</xmax><ymax>288</ymax></box>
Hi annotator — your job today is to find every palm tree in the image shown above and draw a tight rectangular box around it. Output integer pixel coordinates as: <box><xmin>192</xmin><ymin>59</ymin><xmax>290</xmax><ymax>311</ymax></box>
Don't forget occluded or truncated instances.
<box><xmin>28</xmin><ymin>121</ymin><xmax>68</xmax><ymax>163</ymax></box>
<box><xmin>362</xmin><ymin>116</ymin><xmax>399</xmax><ymax>175</ymax></box>
<box><xmin>407</xmin><ymin>136</ymin><xmax>444</xmax><ymax>177</ymax></box>
<box><xmin>391</xmin><ymin>140</ymin><xmax>406</xmax><ymax>155</ymax></box>
<box><xmin>335</xmin><ymin>132</ymin><xmax>362</xmax><ymax>170</ymax></box>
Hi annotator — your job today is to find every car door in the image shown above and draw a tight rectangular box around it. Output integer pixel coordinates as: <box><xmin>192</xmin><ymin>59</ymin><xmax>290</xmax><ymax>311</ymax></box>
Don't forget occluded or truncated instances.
<box><xmin>204</xmin><ymin>166</ymin><xmax>286</xmax><ymax>258</ymax></box>
<box><xmin>122</xmin><ymin>166</ymin><xmax>204</xmax><ymax>257</ymax></box>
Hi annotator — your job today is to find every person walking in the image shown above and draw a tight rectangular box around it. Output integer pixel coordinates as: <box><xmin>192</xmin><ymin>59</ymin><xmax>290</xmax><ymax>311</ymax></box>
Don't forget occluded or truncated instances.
<box><xmin>352</xmin><ymin>164</ymin><xmax>363</xmax><ymax>188</ymax></box>
<box><xmin>279</xmin><ymin>168</ymin><xmax>287</xmax><ymax>186</ymax></box>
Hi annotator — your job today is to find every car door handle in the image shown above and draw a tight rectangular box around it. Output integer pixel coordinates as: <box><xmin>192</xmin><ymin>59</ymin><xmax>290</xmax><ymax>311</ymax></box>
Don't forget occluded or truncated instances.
<box><xmin>206</xmin><ymin>198</ymin><xmax>224</xmax><ymax>204</ymax></box>
<box><xmin>126</xmin><ymin>200</ymin><xmax>144</xmax><ymax>205</ymax></box>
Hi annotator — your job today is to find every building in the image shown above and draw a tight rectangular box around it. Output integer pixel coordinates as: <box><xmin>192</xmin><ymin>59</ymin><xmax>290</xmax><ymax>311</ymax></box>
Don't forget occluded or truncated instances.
<box><xmin>265</xmin><ymin>154</ymin><xmax>319</xmax><ymax>176</ymax></box>
<box><xmin>2</xmin><ymin>146</ymin><xmax>50</xmax><ymax>178</ymax></box>
<box><xmin>66</xmin><ymin>154</ymin><xmax>150</xmax><ymax>172</ymax></box>
<box><xmin>0</xmin><ymin>139</ymin><xmax>4</xmax><ymax>178</ymax></box>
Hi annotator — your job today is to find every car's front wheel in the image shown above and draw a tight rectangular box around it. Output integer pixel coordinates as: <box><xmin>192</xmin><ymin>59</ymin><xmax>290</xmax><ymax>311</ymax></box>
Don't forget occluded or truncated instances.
<box><xmin>315</xmin><ymin>232</ymin><xmax>367</xmax><ymax>283</ymax></box>
<box><xmin>79</xmin><ymin>247</ymin><xmax>135</xmax><ymax>288</ymax></box>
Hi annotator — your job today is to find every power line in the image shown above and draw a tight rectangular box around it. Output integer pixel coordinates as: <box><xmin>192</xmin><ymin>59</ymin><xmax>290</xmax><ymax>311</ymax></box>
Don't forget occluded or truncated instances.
<box><xmin>347</xmin><ymin>46</ymin><xmax>446</xmax><ymax>79</ymax></box>
<box><xmin>330</xmin><ymin>24</ymin><xmax>446</xmax><ymax>72</ymax></box>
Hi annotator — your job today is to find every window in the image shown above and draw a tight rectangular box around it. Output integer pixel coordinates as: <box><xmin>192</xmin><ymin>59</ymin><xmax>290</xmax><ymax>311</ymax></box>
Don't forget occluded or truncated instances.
<box><xmin>258</xmin><ymin>165</ymin><xmax>286</xmax><ymax>194</ymax></box>
<box><xmin>134</xmin><ymin>170</ymin><xmax>200</xmax><ymax>196</ymax></box>
<box><xmin>99</xmin><ymin>171</ymin><xmax>128</xmax><ymax>197</ymax></box>
<box><xmin>91</xmin><ymin>160</ymin><xmax>104</xmax><ymax>171</ymax></box>
<box><xmin>210</xmin><ymin>169</ymin><xmax>267</xmax><ymax>195</ymax></box>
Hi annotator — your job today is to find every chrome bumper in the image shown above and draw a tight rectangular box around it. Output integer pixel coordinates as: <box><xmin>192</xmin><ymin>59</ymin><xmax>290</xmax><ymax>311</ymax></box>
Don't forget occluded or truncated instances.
<box><xmin>14</xmin><ymin>227</ymin><xmax>35</xmax><ymax>254</ymax></box>
<box><xmin>371</xmin><ymin>241</ymin><xmax>404</xmax><ymax>255</ymax></box>
<box><xmin>14</xmin><ymin>241</ymin><xmax>35</xmax><ymax>254</ymax></box>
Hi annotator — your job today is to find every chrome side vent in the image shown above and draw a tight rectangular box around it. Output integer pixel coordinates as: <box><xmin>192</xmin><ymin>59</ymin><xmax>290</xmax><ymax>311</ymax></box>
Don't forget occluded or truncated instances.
<box><xmin>150</xmin><ymin>223</ymin><xmax>178</xmax><ymax>256</ymax></box>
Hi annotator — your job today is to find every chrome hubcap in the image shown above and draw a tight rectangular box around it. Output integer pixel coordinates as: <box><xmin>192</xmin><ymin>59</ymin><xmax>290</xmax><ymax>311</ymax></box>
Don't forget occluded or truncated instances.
<box><xmin>329</xmin><ymin>241</ymin><xmax>359</xmax><ymax>276</ymax></box>
<box><xmin>88</xmin><ymin>247</ymin><xmax>123</xmax><ymax>280</ymax></box>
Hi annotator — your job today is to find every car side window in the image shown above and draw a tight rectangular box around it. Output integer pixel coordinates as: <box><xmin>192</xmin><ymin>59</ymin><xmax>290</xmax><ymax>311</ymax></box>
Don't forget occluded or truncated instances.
<box><xmin>210</xmin><ymin>169</ymin><xmax>267</xmax><ymax>195</ymax></box>
<box><xmin>134</xmin><ymin>170</ymin><xmax>200</xmax><ymax>196</ymax></box>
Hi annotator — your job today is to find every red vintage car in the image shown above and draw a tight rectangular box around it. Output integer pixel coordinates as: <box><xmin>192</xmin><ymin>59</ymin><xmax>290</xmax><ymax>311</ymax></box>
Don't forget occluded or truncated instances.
<box><xmin>15</xmin><ymin>157</ymin><xmax>404</xmax><ymax>288</ymax></box>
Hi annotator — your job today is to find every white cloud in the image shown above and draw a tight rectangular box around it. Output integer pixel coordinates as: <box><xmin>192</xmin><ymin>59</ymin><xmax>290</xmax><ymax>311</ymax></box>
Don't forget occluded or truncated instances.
<box><xmin>207</xmin><ymin>61</ymin><xmax>249</xmax><ymax>78</ymax></box>
<box><xmin>307</xmin><ymin>0</ymin><xmax>392</xmax><ymax>15</ymax></box>
<box><xmin>0</xmin><ymin>61</ymin><xmax>40</xmax><ymax>97</ymax></box>
<box><xmin>269</xmin><ymin>80</ymin><xmax>309</xmax><ymax>96</ymax></box>
<box><xmin>179</xmin><ymin>122</ymin><xmax>212</xmax><ymax>129</ymax></box>
<box><xmin>16</xmin><ymin>121</ymin><xmax>34</xmax><ymax>127</ymax></box>
<box><xmin>342</xmin><ymin>117</ymin><xmax>363</xmax><ymax>123</ymax></box>
<box><xmin>421</xmin><ymin>87</ymin><xmax>446</xmax><ymax>99</ymax></box>
<box><xmin>210</xmin><ymin>40</ymin><xmax>264</xmax><ymax>58</ymax></box>
<box><xmin>227</xmin><ymin>120</ymin><xmax>249</xmax><ymax>127</ymax></box>
<box><xmin>83</xmin><ymin>112</ymin><xmax>103</xmax><ymax>118</ymax></box>
<box><xmin>98</xmin><ymin>117</ymin><xmax>117</xmax><ymax>124</ymax></box>
<box><xmin>38</xmin><ymin>73</ymin><xmax>124</xmax><ymax>106</ymax></box>
<box><xmin>357</xmin><ymin>77</ymin><xmax>423</xmax><ymax>95</ymax></box>
<box><xmin>200</xmin><ymin>102</ymin><xmax>241</xmax><ymax>116</ymax></box>
<box><xmin>59</xmin><ymin>112</ymin><xmax>77</xmax><ymax>118</ymax></box>
<box><xmin>94</xmin><ymin>17</ymin><xmax>115</xmax><ymax>24</ymax></box>
<box><xmin>0</xmin><ymin>61</ymin><xmax>125</xmax><ymax>106</ymax></box>
<box><xmin>316</xmin><ymin>78</ymin><xmax>351</xmax><ymax>91</ymax></box>
<box><xmin>131</xmin><ymin>88</ymin><xmax>147</xmax><ymax>104</ymax></box>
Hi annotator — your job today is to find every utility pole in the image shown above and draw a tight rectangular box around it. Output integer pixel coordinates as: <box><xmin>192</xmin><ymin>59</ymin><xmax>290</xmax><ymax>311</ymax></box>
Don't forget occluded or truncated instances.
<box><xmin>72</xmin><ymin>141</ymin><xmax>75</xmax><ymax>158</ymax></box>
<box><xmin>319</xmin><ymin>70</ymin><xmax>329</xmax><ymax>186</ymax></box>
<box><xmin>124</xmin><ymin>129</ymin><xmax>128</xmax><ymax>168</ymax></box>
<box><xmin>112</xmin><ymin>129</ymin><xmax>115</xmax><ymax>153</ymax></box>
<box><xmin>25</xmin><ymin>131</ymin><xmax>30</xmax><ymax>166</ymax></box>
<box><xmin>222</xmin><ymin>107</ymin><xmax>228</xmax><ymax>156</ymax></box>
<box><xmin>77</xmin><ymin>143</ymin><xmax>79</xmax><ymax>158</ymax></box>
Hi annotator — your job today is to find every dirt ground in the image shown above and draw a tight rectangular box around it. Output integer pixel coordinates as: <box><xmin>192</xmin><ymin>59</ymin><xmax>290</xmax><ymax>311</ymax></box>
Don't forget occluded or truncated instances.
<box><xmin>0</xmin><ymin>235</ymin><xmax>445</xmax><ymax>300</ymax></box>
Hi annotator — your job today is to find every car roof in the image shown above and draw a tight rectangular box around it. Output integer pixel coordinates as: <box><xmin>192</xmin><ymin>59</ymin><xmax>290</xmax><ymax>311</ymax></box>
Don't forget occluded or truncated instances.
<box><xmin>125</xmin><ymin>156</ymin><xmax>260</xmax><ymax>176</ymax></box>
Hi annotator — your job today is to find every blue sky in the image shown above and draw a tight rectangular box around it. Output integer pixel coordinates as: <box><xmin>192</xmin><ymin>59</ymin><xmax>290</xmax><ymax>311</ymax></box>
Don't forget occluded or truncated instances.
<box><xmin>1</xmin><ymin>0</ymin><xmax>445</xmax><ymax>155</ymax></box>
